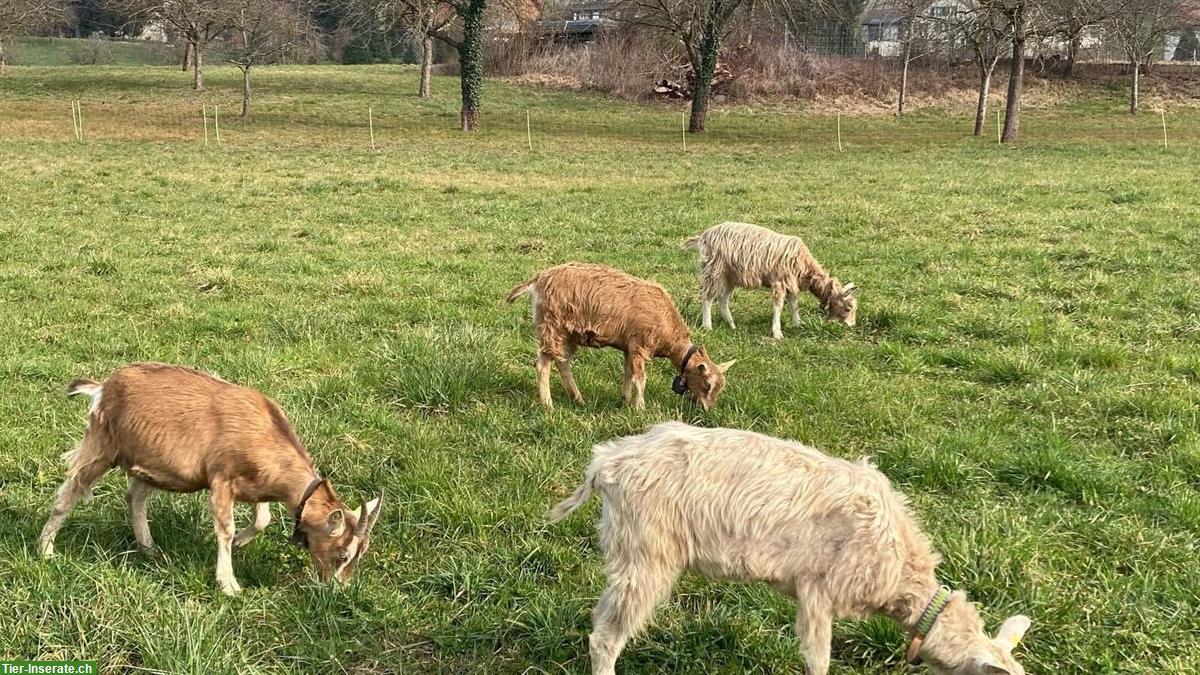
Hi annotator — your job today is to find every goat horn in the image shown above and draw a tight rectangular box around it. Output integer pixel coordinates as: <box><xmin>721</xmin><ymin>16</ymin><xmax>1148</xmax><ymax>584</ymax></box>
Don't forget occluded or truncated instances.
<box><xmin>367</xmin><ymin>495</ymin><xmax>383</xmax><ymax>534</ymax></box>
<box><xmin>841</xmin><ymin>282</ymin><xmax>857</xmax><ymax>296</ymax></box>
<box><xmin>354</xmin><ymin>503</ymin><xmax>370</xmax><ymax>537</ymax></box>
<box><xmin>355</xmin><ymin>495</ymin><xmax>383</xmax><ymax>537</ymax></box>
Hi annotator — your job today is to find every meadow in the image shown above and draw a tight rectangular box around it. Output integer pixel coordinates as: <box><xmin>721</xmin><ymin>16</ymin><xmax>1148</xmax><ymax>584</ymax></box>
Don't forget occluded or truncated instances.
<box><xmin>1</xmin><ymin>64</ymin><xmax>1199</xmax><ymax>673</ymax></box>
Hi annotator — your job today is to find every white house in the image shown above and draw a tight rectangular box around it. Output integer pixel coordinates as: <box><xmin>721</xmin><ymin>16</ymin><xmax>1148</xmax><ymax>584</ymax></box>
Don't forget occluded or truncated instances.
<box><xmin>862</xmin><ymin>0</ymin><xmax>969</xmax><ymax>57</ymax></box>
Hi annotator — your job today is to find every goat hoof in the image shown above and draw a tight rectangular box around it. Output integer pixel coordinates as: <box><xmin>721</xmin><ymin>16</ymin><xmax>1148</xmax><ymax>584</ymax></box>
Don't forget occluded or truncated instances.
<box><xmin>139</xmin><ymin>544</ymin><xmax>161</xmax><ymax>557</ymax></box>
<box><xmin>38</xmin><ymin>541</ymin><xmax>55</xmax><ymax>558</ymax></box>
<box><xmin>219</xmin><ymin>581</ymin><xmax>243</xmax><ymax>596</ymax></box>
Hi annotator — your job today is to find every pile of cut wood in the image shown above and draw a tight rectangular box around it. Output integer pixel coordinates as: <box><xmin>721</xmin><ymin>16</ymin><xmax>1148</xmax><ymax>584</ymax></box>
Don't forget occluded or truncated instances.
<box><xmin>652</xmin><ymin>63</ymin><xmax>735</xmax><ymax>100</ymax></box>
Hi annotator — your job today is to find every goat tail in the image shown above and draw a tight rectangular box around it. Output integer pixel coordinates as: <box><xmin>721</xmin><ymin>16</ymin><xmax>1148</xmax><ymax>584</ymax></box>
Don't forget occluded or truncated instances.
<box><xmin>545</xmin><ymin>469</ymin><xmax>597</xmax><ymax>523</ymax></box>
<box><xmin>681</xmin><ymin>235</ymin><xmax>702</xmax><ymax>250</ymax></box>
<box><xmin>66</xmin><ymin>378</ymin><xmax>101</xmax><ymax>398</ymax></box>
<box><xmin>505</xmin><ymin>278</ymin><xmax>536</xmax><ymax>303</ymax></box>
<box><xmin>67</xmin><ymin>377</ymin><xmax>103</xmax><ymax>415</ymax></box>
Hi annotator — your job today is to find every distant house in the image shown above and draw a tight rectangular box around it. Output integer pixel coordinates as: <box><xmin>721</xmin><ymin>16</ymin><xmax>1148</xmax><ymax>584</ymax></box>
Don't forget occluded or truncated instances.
<box><xmin>540</xmin><ymin>0</ymin><xmax>617</xmax><ymax>43</ymax></box>
<box><xmin>1165</xmin><ymin>5</ymin><xmax>1200</xmax><ymax>62</ymax></box>
<box><xmin>861</xmin><ymin>0</ymin><xmax>967</xmax><ymax>57</ymax></box>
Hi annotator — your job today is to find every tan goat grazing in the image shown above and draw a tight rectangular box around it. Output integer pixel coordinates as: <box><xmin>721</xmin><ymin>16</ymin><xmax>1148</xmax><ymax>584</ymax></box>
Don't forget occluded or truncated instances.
<box><xmin>683</xmin><ymin>221</ymin><xmax>860</xmax><ymax>338</ymax></box>
<box><xmin>506</xmin><ymin>263</ymin><xmax>734</xmax><ymax>410</ymax></box>
<box><xmin>548</xmin><ymin>422</ymin><xmax>1031</xmax><ymax>675</ymax></box>
<box><xmin>38</xmin><ymin>362</ymin><xmax>383</xmax><ymax>596</ymax></box>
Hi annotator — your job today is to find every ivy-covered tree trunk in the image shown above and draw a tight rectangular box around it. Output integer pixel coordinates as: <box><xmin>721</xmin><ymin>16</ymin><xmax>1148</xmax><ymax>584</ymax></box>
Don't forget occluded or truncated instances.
<box><xmin>688</xmin><ymin>3</ymin><xmax>723</xmax><ymax>133</ymax></box>
<box><xmin>1002</xmin><ymin>9</ymin><xmax>1025</xmax><ymax>143</ymax></box>
<box><xmin>419</xmin><ymin>36</ymin><xmax>433</xmax><ymax>99</ymax></box>
<box><xmin>458</xmin><ymin>0</ymin><xmax>486</xmax><ymax>131</ymax></box>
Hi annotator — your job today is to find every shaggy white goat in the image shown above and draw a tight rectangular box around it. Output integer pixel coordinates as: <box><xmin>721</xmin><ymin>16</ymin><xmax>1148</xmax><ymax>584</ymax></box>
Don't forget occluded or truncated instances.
<box><xmin>548</xmin><ymin>422</ymin><xmax>1031</xmax><ymax>675</ymax></box>
<box><xmin>683</xmin><ymin>221</ymin><xmax>859</xmax><ymax>338</ymax></box>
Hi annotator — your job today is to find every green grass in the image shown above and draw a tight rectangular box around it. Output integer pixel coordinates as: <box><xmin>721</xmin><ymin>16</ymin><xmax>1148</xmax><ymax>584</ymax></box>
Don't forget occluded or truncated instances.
<box><xmin>1</xmin><ymin>65</ymin><xmax>1199</xmax><ymax>673</ymax></box>
<box><xmin>7</xmin><ymin>37</ymin><xmax>178</xmax><ymax>67</ymax></box>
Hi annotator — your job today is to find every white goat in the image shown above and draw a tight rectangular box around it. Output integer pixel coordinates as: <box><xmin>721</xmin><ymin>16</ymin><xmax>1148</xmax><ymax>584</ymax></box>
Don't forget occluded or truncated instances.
<box><xmin>548</xmin><ymin>422</ymin><xmax>1031</xmax><ymax>675</ymax></box>
<box><xmin>683</xmin><ymin>222</ymin><xmax>859</xmax><ymax>338</ymax></box>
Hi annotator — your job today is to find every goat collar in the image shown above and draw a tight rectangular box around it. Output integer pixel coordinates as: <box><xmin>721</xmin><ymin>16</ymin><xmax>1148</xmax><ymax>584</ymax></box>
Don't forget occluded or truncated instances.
<box><xmin>672</xmin><ymin>345</ymin><xmax>700</xmax><ymax>395</ymax></box>
<box><xmin>290</xmin><ymin>476</ymin><xmax>326</xmax><ymax>548</ymax></box>
<box><xmin>905</xmin><ymin>585</ymin><xmax>953</xmax><ymax>664</ymax></box>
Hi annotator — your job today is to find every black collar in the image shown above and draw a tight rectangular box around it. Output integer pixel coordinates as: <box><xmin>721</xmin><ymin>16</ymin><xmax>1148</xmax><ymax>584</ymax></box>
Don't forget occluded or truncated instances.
<box><xmin>672</xmin><ymin>345</ymin><xmax>700</xmax><ymax>395</ymax></box>
<box><xmin>290</xmin><ymin>476</ymin><xmax>325</xmax><ymax>548</ymax></box>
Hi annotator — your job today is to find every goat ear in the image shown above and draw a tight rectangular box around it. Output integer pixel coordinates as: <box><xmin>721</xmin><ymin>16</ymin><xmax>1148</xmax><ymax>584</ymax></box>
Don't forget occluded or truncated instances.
<box><xmin>326</xmin><ymin>509</ymin><xmax>346</xmax><ymax>537</ymax></box>
<box><xmin>995</xmin><ymin>615</ymin><xmax>1031</xmax><ymax>652</ymax></box>
<box><xmin>842</xmin><ymin>282</ymin><xmax>859</xmax><ymax>298</ymax></box>
<box><xmin>717</xmin><ymin>360</ymin><xmax>736</xmax><ymax>373</ymax></box>
<box><xmin>695</xmin><ymin>362</ymin><xmax>707</xmax><ymax>374</ymax></box>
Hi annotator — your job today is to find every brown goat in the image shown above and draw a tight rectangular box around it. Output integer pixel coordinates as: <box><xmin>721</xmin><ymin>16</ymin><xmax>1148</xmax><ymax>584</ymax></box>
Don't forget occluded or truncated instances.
<box><xmin>37</xmin><ymin>362</ymin><xmax>383</xmax><ymax>595</ymax></box>
<box><xmin>506</xmin><ymin>263</ymin><xmax>734</xmax><ymax>410</ymax></box>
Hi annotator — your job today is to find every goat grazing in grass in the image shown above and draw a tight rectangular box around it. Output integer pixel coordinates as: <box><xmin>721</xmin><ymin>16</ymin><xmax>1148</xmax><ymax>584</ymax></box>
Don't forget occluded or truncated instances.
<box><xmin>38</xmin><ymin>362</ymin><xmax>384</xmax><ymax>595</ymax></box>
<box><xmin>506</xmin><ymin>263</ymin><xmax>734</xmax><ymax>410</ymax></box>
<box><xmin>548</xmin><ymin>422</ymin><xmax>1031</xmax><ymax>675</ymax></box>
<box><xmin>683</xmin><ymin>222</ymin><xmax>860</xmax><ymax>338</ymax></box>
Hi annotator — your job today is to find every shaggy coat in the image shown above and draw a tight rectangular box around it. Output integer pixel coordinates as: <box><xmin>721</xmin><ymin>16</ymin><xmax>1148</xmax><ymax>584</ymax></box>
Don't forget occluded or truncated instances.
<box><xmin>507</xmin><ymin>263</ymin><xmax>733</xmax><ymax>410</ymax></box>
<box><xmin>683</xmin><ymin>222</ymin><xmax>859</xmax><ymax>338</ymax></box>
<box><xmin>549</xmin><ymin>422</ymin><xmax>1031</xmax><ymax>675</ymax></box>
<box><xmin>38</xmin><ymin>362</ymin><xmax>383</xmax><ymax>595</ymax></box>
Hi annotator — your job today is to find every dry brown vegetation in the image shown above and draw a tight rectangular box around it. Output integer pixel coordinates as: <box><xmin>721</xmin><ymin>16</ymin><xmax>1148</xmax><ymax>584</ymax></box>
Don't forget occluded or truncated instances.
<box><xmin>490</xmin><ymin>34</ymin><xmax>1200</xmax><ymax>113</ymax></box>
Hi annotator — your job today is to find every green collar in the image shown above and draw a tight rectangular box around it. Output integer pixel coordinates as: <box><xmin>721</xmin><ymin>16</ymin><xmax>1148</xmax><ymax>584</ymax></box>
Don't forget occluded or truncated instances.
<box><xmin>915</xmin><ymin>585</ymin><xmax>953</xmax><ymax>637</ymax></box>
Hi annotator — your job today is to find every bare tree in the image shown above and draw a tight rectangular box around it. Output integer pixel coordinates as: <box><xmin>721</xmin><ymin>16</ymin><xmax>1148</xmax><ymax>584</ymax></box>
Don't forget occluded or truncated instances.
<box><xmin>988</xmin><ymin>0</ymin><xmax>1049</xmax><ymax>142</ymax></box>
<box><xmin>617</xmin><ymin>0</ymin><xmax>746</xmax><ymax>132</ymax></box>
<box><xmin>888</xmin><ymin>0</ymin><xmax>959</xmax><ymax>116</ymax></box>
<box><xmin>1106</xmin><ymin>0</ymin><xmax>1184</xmax><ymax>113</ymax></box>
<box><xmin>621</xmin><ymin>0</ymin><xmax>831</xmax><ymax>132</ymax></box>
<box><xmin>0</xmin><ymin>0</ymin><xmax>65</xmax><ymax>74</ymax></box>
<box><xmin>954</xmin><ymin>0</ymin><xmax>1011</xmax><ymax>135</ymax></box>
<box><xmin>342</xmin><ymin>0</ymin><xmax>453</xmax><ymax>99</ymax></box>
<box><xmin>222</xmin><ymin>0</ymin><xmax>319</xmax><ymax>116</ymax></box>
<box><xmin>342</xmin><ymin>0</ymin><xmax>485</xmax><ymax>128</ymax></box>
<box><xmin>112</xmin><ymin>0</ymin><xmax>234</xmax><ymax>90</ymax></box>
<box><xmin>1044</xmin><ymin>0</ymin><xmax>1108</xmax><ymax>74</ymax></box>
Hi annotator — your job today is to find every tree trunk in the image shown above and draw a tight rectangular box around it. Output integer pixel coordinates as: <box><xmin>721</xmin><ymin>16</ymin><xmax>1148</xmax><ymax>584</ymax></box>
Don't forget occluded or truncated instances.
<box><xmin>1129</xmin><ymin>58</ymin><xmax>1139</xmax><ymax>114</ymax></box>
<box><xmin>974</xmin><ymin>64</ymin><xmax>992</xmax><ymax>136</ymax></box>
<box><xmin>688</xmin><ymin>4</ymin><xmax>722</xmax><ymax>133</ymax></box>
<box><xmin>1066</xmin><ymin>35</ymin><xmax>1080</xmax><ymax>76</ymax></box>
<box><xmin>419</xmin><ymin>36</ymin><xmax>433</xmax><ymax>99</ymax></box>
<box><xmin>898</xmin><ymin>39</ymin><xmax>912</xmax><ymax>116</ymax></box>
<box><xmin>182</xmin><ymin>42</ymin><xmax>192</xmax><ymax>71</ymax></box>
<box><xmin>241</xmin><ymin>66</ymin><xmax>251</xmax><ymax>117</ymax></box>
<box><xmin>192</xmin><ymin>42</ymin><xmax>205</xmax><ymax>91</ymax></box>
<box><xmin>458</xmin><ymin>0</ymin><xmax>485</xmax><ymax>131</ymax></box>
<box><xmin>1002</xmin><ymin>15</ymin><xmax>1025</xmax><ymax>143</ymax></box>
<box><xmin>0</xmin><ymin>36</ymin><xmax>7</xmax><ymax>76</ymax></box>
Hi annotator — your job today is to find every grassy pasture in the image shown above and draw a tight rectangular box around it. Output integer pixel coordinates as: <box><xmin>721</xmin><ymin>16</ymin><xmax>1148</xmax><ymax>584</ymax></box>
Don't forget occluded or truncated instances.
<box><xmin>7</xmin><ymin>37</ymin><xmax>179</xmax><ymax>67</ymax></box>
<box><xmin>1</xmin><ymin>65</ymin><xmax>1199</xmax><ymax>673</ymax></box>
